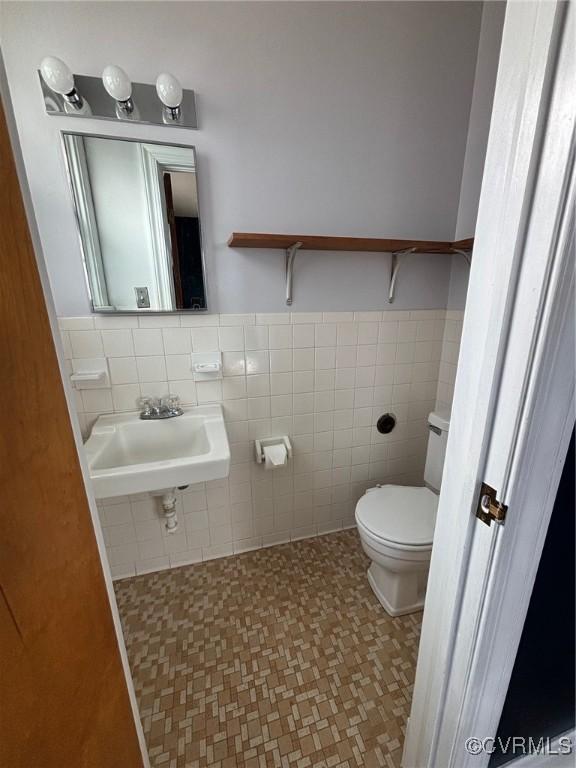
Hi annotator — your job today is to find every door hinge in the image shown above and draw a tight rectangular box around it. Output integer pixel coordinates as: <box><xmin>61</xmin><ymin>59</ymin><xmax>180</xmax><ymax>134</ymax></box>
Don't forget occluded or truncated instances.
<box><xmin>476</xmin><ymin>482</ymin><xmax>508</xmax><ymax>526</ymax></box>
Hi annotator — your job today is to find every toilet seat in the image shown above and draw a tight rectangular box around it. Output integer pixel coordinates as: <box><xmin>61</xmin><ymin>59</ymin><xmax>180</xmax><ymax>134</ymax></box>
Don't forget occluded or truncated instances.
<box><xmin>355</xmin><ymin>485</ymin><xmax>438</xmax><ymax>548</ymax></box>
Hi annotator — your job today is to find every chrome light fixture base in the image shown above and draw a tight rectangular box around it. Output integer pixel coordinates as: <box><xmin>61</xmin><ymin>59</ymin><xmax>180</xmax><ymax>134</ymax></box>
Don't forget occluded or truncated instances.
<box><xmin>162</xmin><ymin>105</ymin><xmax>182</xmax><ymax>124</ymax></box>
<box><xmin>64</xmin><ymin>89</ymin><xmax>84</xmax><ymax>110</ymax></box>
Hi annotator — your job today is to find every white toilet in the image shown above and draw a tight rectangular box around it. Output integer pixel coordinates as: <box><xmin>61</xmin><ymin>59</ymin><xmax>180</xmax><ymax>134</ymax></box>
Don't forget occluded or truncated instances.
<box><xmin>355</xmin><ymin>410</ymin><xmax>450</xmax><ymax>616</ymax></box>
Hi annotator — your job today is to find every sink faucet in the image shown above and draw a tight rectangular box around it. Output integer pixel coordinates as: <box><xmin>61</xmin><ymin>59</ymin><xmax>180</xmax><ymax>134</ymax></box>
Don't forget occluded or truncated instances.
<box><xmin>139</xmin><ymin>395</ymin><xmax>184</xmax><ymax>420</ymax></box>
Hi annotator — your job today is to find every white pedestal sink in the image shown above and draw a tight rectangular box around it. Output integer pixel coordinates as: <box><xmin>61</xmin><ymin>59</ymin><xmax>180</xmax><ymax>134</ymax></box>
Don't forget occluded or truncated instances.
<box><xmin>84</xmin><ymin>404</ymin><xmax>230</xmax><ymax>499</ymax></box>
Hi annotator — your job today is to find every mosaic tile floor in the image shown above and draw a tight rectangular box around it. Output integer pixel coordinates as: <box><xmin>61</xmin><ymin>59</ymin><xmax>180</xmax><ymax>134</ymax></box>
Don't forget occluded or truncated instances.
<box><xmin>115</xmin><ymin>530</ymin><xmax>422</xmax><ymax>768</ymax></box>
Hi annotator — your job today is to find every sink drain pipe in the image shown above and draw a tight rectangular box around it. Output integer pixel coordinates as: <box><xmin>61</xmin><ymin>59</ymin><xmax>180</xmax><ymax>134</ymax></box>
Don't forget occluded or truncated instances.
<box><xmin>161</xmin><ymin>490</ymin><xmax>178</xmax><ymax>532</ymax></box>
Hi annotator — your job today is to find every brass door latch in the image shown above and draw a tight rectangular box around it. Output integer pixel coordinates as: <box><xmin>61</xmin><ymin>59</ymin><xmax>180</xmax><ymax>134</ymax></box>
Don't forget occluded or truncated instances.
<box><xmin>476</xmin><ymin>483</ymin><xmax>508</xmax><ymax>526</ymax></box>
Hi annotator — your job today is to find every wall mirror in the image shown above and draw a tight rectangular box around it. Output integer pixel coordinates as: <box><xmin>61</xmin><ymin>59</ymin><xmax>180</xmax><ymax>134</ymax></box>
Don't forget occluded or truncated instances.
<box><xmin>62</xmin><ymin>133</ymin><xmax>207</xmax><ymax>312</ymax></box>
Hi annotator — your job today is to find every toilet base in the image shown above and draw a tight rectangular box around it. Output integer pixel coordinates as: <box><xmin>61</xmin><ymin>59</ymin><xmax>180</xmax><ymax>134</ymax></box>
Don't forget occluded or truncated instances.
<box><xmin>367</xmin><ymin>562</ymin><xmax>427</xmax><ymax>617</ymax></box>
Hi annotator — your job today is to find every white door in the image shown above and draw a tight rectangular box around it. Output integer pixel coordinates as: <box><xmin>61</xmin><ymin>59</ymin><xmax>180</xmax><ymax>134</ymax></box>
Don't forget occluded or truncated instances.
<box><xmin>403</xmin><ymin>2</ymin><xmax>575</xmax><ymax>767</ymax></box>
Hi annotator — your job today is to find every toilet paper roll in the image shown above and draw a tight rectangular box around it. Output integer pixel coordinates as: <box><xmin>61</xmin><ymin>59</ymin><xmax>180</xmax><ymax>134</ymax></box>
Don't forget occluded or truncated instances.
<box><xmin>263</xmin><ymin>443</ymin><xmax>288</xmax><ymax>470</ymax></box>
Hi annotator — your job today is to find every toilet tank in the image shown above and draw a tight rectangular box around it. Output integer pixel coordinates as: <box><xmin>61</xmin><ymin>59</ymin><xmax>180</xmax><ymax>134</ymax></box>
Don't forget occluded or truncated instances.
<box><xmin>424</xmin><ymin>410</ymin><xmax>451</xmax><ymax>492</ymax></box>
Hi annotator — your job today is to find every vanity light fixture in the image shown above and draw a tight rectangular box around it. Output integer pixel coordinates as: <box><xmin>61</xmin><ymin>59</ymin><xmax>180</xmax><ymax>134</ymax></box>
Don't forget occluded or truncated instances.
<box><xmin>39</xmin><ymin>56</ymin><xmax>90</xmax><ymax>114</ymax></box>
<box><xmin>156</xmin><ymin>72</ymin><xmax>183</xmax><ymax>123</ymax></box>
<box><xmin>102</xmin><ymin>64</ymin><xmax>139</xmax><ymax>119</ymax></box>
<box><xmin>38</xmin><ymin>59</ymin><xmax>196</xmax><ymax>128</ymax></box>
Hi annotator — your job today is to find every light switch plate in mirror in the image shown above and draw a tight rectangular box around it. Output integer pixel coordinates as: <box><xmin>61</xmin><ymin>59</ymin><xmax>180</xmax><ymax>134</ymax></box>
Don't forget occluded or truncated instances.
<box><xmin>135</xmin><ymin>287</ymin><xmax>151</xmax><ymax>309</ymax></box>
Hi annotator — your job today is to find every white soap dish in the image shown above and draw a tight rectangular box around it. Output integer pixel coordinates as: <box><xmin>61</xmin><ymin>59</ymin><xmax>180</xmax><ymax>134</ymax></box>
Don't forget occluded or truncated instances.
<box><xmin>192</xmin><ymin>351</ymin><xmax>222</xmax><ymax>380</ymax></box>
<box><xmin>70</xmin><ymin>370</ymin><xmax>109</xmax><ymax>389</ymax></box>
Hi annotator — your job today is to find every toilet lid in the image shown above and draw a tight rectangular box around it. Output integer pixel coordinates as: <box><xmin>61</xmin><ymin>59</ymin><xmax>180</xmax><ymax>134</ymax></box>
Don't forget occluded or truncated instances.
<box><xmin>356</xmin><ymin>485</ymin><xmax>438</xmax><ymax>546</ymax></box>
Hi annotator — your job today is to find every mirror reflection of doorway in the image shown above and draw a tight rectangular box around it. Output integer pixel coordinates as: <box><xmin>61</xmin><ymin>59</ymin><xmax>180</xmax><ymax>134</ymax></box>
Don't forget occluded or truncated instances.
<box><xmin>163</xmin><ymin>171</ymin><xmax>206</xmax><ymax>310</ymax></box>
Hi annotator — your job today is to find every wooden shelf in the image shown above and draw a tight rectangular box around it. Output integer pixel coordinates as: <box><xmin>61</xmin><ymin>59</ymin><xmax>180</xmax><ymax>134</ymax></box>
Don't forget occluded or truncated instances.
<box><xmin>227</xmin><ymin>232</ymin><xmax>474</xmax><ymax>305</ymax></box>
<box><xmin>228</xmin><ymin>232</ymin><xmax>474</xmax><ymax>254</ymax></box>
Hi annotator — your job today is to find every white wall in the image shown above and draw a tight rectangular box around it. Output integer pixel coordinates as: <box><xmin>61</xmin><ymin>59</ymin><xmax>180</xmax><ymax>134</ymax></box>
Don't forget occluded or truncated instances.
<box><xmin>1</xmin><ymin>1</ymin><xmax>484</xmax><ymax>316</ymax></box>
<box><xmin>436</xmin><ymin>310</ymin><xmax>465</xmax><ymax>413</ymax></box>
<box><xmin>449</xmin><ymin>1</ymin><xmax>506</xmax><ymax>311</ymax></box>
<box><xmin>446</xmin><ymin>253</ymin><xmax>472</xmax><ymax>311</ymax></box>
<box><xmin>455</xmin><ymin>1</ymin><xmax>506</xmax><ymax>241</ymax></box>
<box><xmin>433</xmin><ymin>3</ymin><xmax>504</xmax><ymax>417</ymax></box>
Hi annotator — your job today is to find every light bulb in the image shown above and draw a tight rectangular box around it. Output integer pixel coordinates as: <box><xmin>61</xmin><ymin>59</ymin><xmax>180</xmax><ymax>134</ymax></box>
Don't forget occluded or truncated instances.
<box><xmin>40</xmin><ymin>56</ymin><xmax>74</xmax><ymax>95</ymax></box>
<box><xmin>39</xmin><ymin>55</ymin><xmax>88</xmax><ymax>113</ymax></box>
<box><xmin>156</xmin><ymin>73</ymin><xmax>183</xmax><ymax>109</ymax></box>
<box><xmin>102</xmin><ymin>64</ymin><xmax>132</xmax><ymax>102</ymax></box>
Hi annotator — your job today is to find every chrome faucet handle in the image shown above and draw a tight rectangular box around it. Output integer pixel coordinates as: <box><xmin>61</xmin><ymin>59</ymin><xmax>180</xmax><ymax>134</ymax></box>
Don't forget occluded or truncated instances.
<box><xmin>139</xmin><ymin>395</ymin><xmax>153</xmax><ymax>412</ymax></box>
<box><xmin>139</xmin><ymin>395</ymin><xmax>159</xmax><ymax>416</ymax></box>
<box><xmin>161</xmin><ymin>394</ymin><xmax>183</xmax><ymax>415</ymax></box>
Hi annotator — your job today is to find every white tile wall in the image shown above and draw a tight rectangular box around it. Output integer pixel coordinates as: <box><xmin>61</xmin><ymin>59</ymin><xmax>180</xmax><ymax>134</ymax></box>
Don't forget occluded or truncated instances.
<box><xmin>435</xmin><ymin>310</ymin><xmax>465</xmax><ymax>412</ymax></box>
<box><xmin>59</xmin><ymin>310</ymin><xmax>447</xmax><ymax>579</ymax></box>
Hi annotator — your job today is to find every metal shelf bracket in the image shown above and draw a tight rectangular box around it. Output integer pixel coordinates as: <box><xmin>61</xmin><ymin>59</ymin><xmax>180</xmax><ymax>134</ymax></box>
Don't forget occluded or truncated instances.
<box><xmin>387</xmin><ymin>246</ymin><xmax>473</xmax><ymax>303</ymax></box>
<box><xmin>388</xmin><ymin>247</ymin><xmax>417</xmax><ymax>303</ymax></box>
<box><xmin>451</xmin><ymin>247</ymin><xmax>472</xmax><ymax>265</ymax></box>
<box><xmin>285</xmin><ymin>241</ymin><xmax>303</xmax><ymax>305</ymax></box>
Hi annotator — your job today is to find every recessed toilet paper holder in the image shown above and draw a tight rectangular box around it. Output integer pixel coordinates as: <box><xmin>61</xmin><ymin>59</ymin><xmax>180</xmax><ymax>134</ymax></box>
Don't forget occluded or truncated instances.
<box><xmin>255</xmin><ymin>436</ymin><xmax>292</xmax><ymax>464</ymax></box>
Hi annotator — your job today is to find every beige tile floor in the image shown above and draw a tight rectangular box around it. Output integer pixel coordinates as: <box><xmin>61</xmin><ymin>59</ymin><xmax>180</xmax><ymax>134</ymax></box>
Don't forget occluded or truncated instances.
<box><xmin>115</xmin><ymin>530</ymin><xmax>422</xmax><ymax>768</ymax></box>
